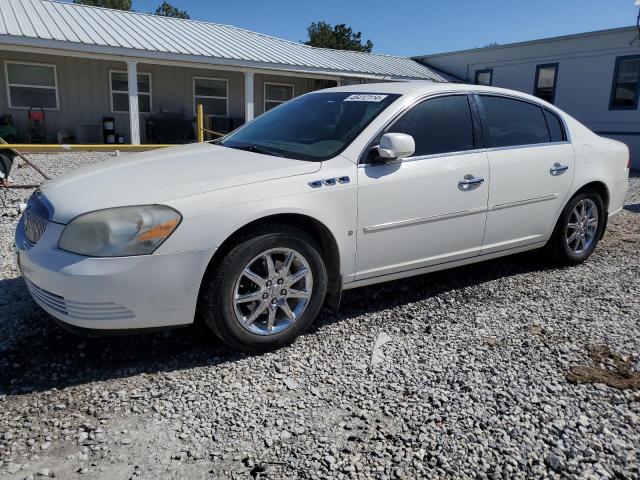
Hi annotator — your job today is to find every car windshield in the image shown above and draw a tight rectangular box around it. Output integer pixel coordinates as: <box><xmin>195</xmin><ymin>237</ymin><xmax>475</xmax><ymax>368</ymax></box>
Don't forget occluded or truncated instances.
<box><xmin>219</xmin><ymin>92</ymin><xmax>401</xmax><ymax>161</ymax></box>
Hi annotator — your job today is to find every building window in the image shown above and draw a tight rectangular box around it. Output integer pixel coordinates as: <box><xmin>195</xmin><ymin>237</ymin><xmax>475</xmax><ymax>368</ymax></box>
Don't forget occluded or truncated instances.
<box><xmin>610</xmin><ymin>55</ymin><xmax>640</xmax><ymax>110</ymax></box>
<box><xmin>5</xmin><ymin>61</ymin><xmax>59</xmax><ymax>110</ymax></box>
<box><xmin>314</xmin><ymin>79</ymin><xmax>338</xmax><ymax>90</ymax></box>
<box><xmin>110</xmin><ymin>71</ymin><xmax>152</xmax><ymax>113</ymax></box>
<box><xmin>193</xmin><ymin>77</ymin><xmax>228</xmax><ymax>117</ymax></box>
<box><xmin>534</xmin><ymin>63</ymin><xmax>559</xmax><ymax>104</ymax></box>
<box><xmin>264</xmin><ymin>83</ymin><xmax>294</xmax><ymax>112</ymax></box>
<box><xmin>474</xmin><ymin>69</ymin><xmax>493</xmax><ymax>86</ymax></box>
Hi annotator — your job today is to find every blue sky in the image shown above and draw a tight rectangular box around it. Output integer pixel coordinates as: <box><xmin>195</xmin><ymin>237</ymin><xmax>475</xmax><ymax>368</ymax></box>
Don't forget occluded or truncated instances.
<box><xmin>102</xmin><ymin>0</ymin><xmax>638</xmax><ymax>56</ymax></box>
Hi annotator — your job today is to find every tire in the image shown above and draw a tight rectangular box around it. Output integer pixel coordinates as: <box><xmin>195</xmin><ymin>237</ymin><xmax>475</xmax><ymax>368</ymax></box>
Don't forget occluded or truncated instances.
<box><xmin>547</xmin><ymin>191</ymin><xmax>605</xmax><ymax>265</ymax></box>
<box><xmin>198</xmin><ymin>225</ymin><xmax>328</xmax><ymax>352</ymax></box>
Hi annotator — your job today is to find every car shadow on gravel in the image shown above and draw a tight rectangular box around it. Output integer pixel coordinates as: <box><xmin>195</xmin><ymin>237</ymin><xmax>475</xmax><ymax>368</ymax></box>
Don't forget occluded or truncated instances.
<box><xmin>315</xmin><ymin>249</ymin><xmax>557</xmax><ymax>329</ymax></box>
<box><xmin>0</xmin><ymin>250</ymin><xmax>556</xmax><ymax>397</ymax></box>
<box><xmin>624</xmin><ymin>203</ymin><xmax>640</xmax><ymax>214</ymax></box>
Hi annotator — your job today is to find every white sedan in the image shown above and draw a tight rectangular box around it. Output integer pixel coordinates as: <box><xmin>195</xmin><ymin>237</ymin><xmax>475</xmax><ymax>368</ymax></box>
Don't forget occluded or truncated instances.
<box><xmin>16</xmin><ymin>83</ymin><xmax>630</xmax><ymax>351</ymax></box>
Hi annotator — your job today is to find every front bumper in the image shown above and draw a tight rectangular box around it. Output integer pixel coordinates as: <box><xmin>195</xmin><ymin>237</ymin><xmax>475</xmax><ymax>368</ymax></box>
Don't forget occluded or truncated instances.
<box><xmin>15</xmin><ymin>216</ymin><xmax>212</xmax><ymax>331</ymax></box>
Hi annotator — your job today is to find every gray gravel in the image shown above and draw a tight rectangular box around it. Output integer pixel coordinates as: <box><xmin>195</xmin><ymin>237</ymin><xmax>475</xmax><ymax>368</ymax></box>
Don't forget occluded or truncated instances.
<box><xmin>1</xmin><ymin>153</ymin><xmax>639</xmax><ymax>480</ymax></box>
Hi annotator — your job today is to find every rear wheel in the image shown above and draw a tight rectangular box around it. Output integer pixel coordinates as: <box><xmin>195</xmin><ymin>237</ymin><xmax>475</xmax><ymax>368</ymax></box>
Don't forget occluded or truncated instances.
<box><xmin>199</xmin><ymin>225</ymin><xmax>327</xmax><ymax>352</ymax></box>
<box><xmin>547</xmin><ymin>191</ymin><xmax>604</xmax><ymax>265</ymax></box>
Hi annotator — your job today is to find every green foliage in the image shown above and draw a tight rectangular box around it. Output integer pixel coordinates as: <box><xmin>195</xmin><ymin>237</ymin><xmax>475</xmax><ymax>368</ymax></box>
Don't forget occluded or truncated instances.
<box><xmin>153</xmin><ymin>1</ymin><xmax>190</xmax><ymax>19</ymax></box>
<box><xmin>73</xmin><ymin>0</ymin><xmax>132</xmax><ymax>10</ymax></box>
<box><xmin>305</xmin><ymin>21</ymin><xmax>373</xmax><ymax>53</ymax></box>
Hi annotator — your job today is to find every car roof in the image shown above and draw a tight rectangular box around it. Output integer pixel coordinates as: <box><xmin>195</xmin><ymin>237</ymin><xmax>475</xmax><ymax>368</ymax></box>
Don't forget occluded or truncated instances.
<box><xmin>313</xmin><ymin>81</ymin><xmax>568</xmax><ymax>116</ymax></box>
<box><xmin>315</xmin><ymin>81</ymin><xmax>542</xmax><ymax>102</ymax></box>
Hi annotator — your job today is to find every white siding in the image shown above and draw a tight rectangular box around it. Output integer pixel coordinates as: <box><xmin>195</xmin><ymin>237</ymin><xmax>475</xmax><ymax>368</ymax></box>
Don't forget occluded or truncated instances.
<box><xmin>416</xmin><ymin>28</ymin><xmax>640</xmax><ymax>168</ymax></box>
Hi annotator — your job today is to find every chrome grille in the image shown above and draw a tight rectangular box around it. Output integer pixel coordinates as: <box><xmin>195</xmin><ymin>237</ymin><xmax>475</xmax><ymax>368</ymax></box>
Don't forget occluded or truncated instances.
<box><xmin>23</xmin><ymin>192</ymin><xmax>50</xmax><ymax>245</ymax></box>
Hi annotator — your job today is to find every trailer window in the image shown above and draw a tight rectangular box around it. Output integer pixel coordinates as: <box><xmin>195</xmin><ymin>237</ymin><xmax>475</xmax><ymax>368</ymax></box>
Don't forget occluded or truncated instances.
<box><xmin>610</xmin><ymin>55</ymin><xmax>640</xmax><ymax>110</ymax></box>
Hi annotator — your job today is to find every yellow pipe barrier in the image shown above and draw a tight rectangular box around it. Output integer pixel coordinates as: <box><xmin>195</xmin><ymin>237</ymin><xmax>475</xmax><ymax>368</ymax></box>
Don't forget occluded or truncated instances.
<box><xmin>201</xmin><ymin>128</ymin><xmax>226</xmax><ymax>137</ymax></box>
<box><xmin>0</xmin><ymin>144</ymin><xmax>172</xmax><ymax>153</ymax></box>
<box><xmin>197</xmin><ymin>103</ymin><xmax>204</xmax><ymax>143</ymax></box>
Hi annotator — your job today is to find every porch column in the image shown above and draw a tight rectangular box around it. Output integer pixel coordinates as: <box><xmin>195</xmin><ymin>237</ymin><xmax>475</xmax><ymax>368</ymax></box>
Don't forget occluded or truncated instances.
<box><xmin>127</xmin><ymin>61</ymin><xmax>141</xmax><ymax>145</ymax></box>
<box><xmin>244</xmin><ymin>71</ymin><xmax>254</xmax><ymax>122</ymax></box>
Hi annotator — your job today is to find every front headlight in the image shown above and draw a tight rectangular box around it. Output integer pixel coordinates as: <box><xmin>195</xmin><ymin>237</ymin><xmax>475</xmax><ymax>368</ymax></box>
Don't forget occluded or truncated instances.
<box><xmin>58</xmin><ymin>205</ymin><xmax>181</xmax><ymax>257</ymax></box>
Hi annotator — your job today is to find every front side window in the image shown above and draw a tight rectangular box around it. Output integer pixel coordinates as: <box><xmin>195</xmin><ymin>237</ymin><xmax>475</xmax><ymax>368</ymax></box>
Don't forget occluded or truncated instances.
<box><xmin>110</xmin><ymin>71</ymin><xmax>152</xmax><ymax>113</ymax></box>
<box><xmin>264</xmin><ymin>83</ymin><xmax>294</xmax><ymax>112</ymax></box>
<box><xmin>475</xmin><ymin>69</ymin><xmax>493</xmax><ymax>86</ymax></box>
<box><xmin>610</xmin><ymin>55</ymin><xmax>640</xmax><ymax>110</ymax></box>
<box><xmin>387</xmin><ymin>95</ymin><xmax>475</xmax><ymax>157</ymax></box>
<box><xmin>194</xmin><ymin>77</ymin><xmax>228</xmax><ymax>117</ymax></box>
<box><xmin>220</xmin><ymin>92</ymin><xmax>400</xmax><ymax>161</ymax></box>
<box><xmin>5</xmin><ymin>62</ymin><xmax>58</xmax><ymax>109</ymax></box>
<box><xmin>534</xmin><ymin>64</ymin><xmax>559</xmax><ymax>104</ymax></box>
<box><xmin>478</xmin><ymin>95</ymin><xmax>550</xmax><ymax>148</ymax></box>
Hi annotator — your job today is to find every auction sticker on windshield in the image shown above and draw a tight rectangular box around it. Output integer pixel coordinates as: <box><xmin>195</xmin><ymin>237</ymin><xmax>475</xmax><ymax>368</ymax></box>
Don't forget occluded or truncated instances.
<box><xmin>344</xmin><ymin>94</ymin><xmax>388</xmax><ymax>102</ymax></box>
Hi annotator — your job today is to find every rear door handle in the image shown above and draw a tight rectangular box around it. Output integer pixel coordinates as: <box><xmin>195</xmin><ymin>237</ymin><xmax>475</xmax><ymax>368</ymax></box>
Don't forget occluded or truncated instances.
<box><xmin>550</xmin><ymin>163</ymin><xmax>569</xmax><ymax>175</ymax></box>
<box><xmin>458</xmin><ymin>176</ymin><xmax>485</xmax><ymax>189</ymax></box>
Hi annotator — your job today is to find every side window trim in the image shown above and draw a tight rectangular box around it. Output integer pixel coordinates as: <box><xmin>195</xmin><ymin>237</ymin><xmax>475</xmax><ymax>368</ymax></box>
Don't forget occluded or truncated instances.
<box><xmin>474</xmin><ymin>93</ymin><xmax>571</xmax><ymax>151</ymax></box>
<box><xmin>467</xmin><ymin>94</ymin><xmax>485</xmax><ymax>149</ymax></box>
<box><xmin>542</xmin><ymin>108</ymin><xmax>566</xmax><ymax>142</ymax></box>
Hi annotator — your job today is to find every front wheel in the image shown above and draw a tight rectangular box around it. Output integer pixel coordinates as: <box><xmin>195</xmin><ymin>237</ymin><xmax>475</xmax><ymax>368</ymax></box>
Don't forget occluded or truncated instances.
<box><xmin>547</xmin><ymin>191</ymin><xmax>605</xmax><ymax>265</ymax></box>
<box><xmin>198</xmin><ymin>225</ymin><xmax>328</xmax><ymax>352</ymax></box>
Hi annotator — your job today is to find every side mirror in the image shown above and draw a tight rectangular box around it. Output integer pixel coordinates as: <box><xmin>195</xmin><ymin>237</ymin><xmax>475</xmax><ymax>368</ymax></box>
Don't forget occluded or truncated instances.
<box><xmin>376</xmin><ymin>133</ymin><xmax>415</xmax><ymax>161</ymax></box>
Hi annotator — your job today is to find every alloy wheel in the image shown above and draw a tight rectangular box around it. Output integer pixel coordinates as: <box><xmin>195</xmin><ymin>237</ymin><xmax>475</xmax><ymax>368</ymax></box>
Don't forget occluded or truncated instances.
<box><xmin>232</xmin><ymin>248</ymin><xmax>313</xmax><ymax>336</ymax></box>
<box><xmin>566</xmin><ymin>198</ymin><xmax>598</xmax><ymax>255</ymax></box>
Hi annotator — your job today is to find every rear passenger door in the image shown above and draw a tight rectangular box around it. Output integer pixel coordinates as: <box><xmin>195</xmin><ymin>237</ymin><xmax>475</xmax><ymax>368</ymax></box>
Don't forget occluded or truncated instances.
<box><xmin>476</xmin><ymin>95</ymin><xmax>575</xmax><ymax>253</ymax></box>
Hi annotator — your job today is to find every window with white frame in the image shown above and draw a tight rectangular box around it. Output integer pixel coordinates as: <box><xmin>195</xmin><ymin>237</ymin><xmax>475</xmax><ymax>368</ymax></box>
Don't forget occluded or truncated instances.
<box><xmin>110</xmin><ymin>71</ymin><xmax>152</xmax><ymax>113</ymax></box>
<box><xmin>193</xmin><ymin>77</ymin><xmax>228</xmax><ymax>117</ymax></box>
<box><xmin>5</xmin><ymin>61</ymin><xmax>59</xmax><ymax>110</ymax></box>
<box><xmin>264</xmin><ymin>83</ymin><xmax>294</xmax><ymax>112</ymax></box>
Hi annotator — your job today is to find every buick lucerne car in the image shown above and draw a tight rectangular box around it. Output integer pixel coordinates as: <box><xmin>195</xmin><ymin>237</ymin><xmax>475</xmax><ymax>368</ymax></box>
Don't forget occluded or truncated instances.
<box><xmin>16</xmin><ymin>83</ymin><xmax>630</xmax><ymax>351</ymax></box>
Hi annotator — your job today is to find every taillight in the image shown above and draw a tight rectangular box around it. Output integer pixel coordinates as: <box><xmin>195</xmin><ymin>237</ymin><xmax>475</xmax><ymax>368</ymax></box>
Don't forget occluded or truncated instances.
<box><xmin>627</xmin><ymin>155</ymin><xmax>631</xmax><ymax>170</ymax></box>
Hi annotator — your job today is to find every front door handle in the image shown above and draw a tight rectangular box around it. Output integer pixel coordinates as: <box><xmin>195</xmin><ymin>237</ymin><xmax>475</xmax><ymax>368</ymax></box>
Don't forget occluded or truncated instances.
<box><xmin>458</xmin><ymin>175</ymin><xmax>485</xmax><ymax>190</ymax></box>
<box><xmin>550</xmin><ymin>163</ymin><xmax>569</xmax><ymax>175</ymax></box>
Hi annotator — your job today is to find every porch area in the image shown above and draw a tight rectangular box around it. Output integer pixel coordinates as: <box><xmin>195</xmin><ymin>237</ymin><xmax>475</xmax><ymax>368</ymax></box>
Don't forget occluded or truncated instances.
<box><xmin>0</xmin><ymin>49</ymin><xmax>354</xmax><ymax>146</ymax></box>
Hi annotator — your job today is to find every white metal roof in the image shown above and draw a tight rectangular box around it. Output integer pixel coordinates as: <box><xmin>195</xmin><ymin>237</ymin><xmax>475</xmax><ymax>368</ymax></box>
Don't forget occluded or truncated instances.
<box><xmin>0</xmin><ymin>0</ymin><xmax>450</xmax><ymax>81</ymax></box>
<box><xmin>415</xmin><ymin>26</ymin><xmax>638</xmax><ymax>59</ymax></box>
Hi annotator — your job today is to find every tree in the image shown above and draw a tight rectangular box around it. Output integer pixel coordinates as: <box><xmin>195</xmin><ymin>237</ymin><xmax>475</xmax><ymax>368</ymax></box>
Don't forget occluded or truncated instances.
<box><xmin>153</xmin><ymin>1</ymin><xmax>190</xmax><ymax>19</ymax></box>
<box><xmin>305</xmin><ymin>21</ymin><xmax>373</xmax><ymax>53</ymax></box>
<box><xmin>73</xmin><ymin>0</ymin><xmax>132</xmax><ymax>10</ymax></box>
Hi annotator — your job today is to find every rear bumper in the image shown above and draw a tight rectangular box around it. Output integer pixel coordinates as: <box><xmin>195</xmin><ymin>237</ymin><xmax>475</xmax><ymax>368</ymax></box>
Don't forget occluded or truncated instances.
<box><xmin>16</xmin><ymin>217</ymin><xmax>212</xmax><ymax>331</ymax></box>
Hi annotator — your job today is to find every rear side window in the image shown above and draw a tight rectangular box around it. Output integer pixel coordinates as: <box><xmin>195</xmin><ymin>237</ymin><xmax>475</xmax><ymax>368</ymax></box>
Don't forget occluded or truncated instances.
<box><xmin>388</xmin><ymin>95</ymin><xmax>474</xmax><ymax>157</ymax></box>
<box><xmin>478</xmin><ymin>96</ymin><xmax>550</xmax><ymax>148</ymax></box>
<box><xmin>544</xmin><ymin>110</ymin><xmax>565</xmax><ymax>143</ymax></box>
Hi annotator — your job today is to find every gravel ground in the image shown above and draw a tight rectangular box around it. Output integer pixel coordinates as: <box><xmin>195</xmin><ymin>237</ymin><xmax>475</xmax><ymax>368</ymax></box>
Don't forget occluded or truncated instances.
<box><xmin>1</xmin><ymin>153</ymin><xmax>639</xmax><ymax>480</ymax></box>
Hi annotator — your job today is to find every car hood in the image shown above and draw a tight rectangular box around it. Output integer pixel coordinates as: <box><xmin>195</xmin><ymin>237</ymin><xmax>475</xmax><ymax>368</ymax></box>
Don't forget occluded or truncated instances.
<box><xmin>41</xmin><ymin>143</ymin><xmax>321</xmax><ymax>224</ymax></box>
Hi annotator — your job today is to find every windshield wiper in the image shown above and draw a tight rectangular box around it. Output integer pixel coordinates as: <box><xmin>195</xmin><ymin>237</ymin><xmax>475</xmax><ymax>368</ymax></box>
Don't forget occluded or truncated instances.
<box><xmin>226</xmin><ymin>144</ymin><xmax>284</xmax><ymax>157</ymax></box>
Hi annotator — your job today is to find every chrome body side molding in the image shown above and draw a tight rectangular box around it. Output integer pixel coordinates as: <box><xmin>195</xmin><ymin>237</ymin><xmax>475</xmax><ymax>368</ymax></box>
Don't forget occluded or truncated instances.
<box><xmin>363</xmin><ymin>206</ymin><xmax>487</xmax><ymax>233</ymax></box>
<box><xmin>490</xmin><ymin>194</ymin><xmax>560</xmax><ymax>211</ymax></box>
